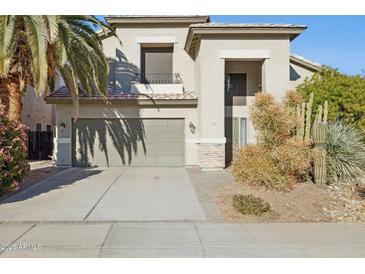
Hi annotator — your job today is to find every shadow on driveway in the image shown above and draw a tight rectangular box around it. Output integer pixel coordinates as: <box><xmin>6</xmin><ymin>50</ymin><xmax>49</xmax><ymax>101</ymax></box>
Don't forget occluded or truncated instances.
<box><xmin>1</xmin><ymin>168</ymin><xmax>102</xmax><ymax>204</ymax></box>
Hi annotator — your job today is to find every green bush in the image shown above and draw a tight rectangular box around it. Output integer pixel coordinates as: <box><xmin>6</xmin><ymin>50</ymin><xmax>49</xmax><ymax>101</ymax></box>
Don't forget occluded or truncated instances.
<box><xmin>297</xmin><ymin>67</ymin><xmax>365</xmax><ymax>133</ymax></box>
<box><xmin>0</xmin><ymin>111</ymin><xmax>28</xmax><ymax>195</ymax></box>
<box><xmin>232</xmin><ymin>194</ymin><xmax>270</xmax><ymax>216</ymax></box>
<box><xmin>325</xmin><ymin>120</ymin><xmax>365</xmax><ymax>183</ymax></box>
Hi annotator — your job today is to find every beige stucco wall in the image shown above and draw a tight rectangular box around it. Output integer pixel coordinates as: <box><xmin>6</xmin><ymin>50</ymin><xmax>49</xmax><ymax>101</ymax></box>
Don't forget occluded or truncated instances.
<box><xmin>102</xmin><ymin>26</ymin><xmax>195</xmax><ymax>92</ymax></box>
<box><xmin>54</xmin><ymin>102</ymin><xmax>198</xmax><ymax>166</ymax></box>
<box><xmin>22</xmin><ymin>86</ymin><xmax>55</xmax><ymax>131</ymax></box>
<box><xmin>288</xmin><ymin>61</ymin><xmax>316</xmax><ymax>90</ymax></box>
<box><xmin>195</xmin><ymin>35</ymin><xmax>291</xmax><ymax>143</ymax></box>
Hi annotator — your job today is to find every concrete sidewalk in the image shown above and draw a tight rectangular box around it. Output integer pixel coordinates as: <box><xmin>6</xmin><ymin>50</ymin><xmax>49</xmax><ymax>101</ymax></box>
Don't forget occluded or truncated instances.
<box><xmin>1</xmin><ymin>222</ymin><xmax>364</xmax><ymax>258</ymax></box>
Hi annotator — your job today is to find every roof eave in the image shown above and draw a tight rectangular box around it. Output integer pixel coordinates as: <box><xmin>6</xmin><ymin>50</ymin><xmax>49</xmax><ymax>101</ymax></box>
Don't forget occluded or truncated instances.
<box><xmin>105</xmin><ymin>16</ymin><xmax>210</xmax><ymax>25</ymax></box>
<box><xmin>185</xmin><ymin>26</ymin><xmax>307</xmax><ymax>58</ymax></box>
<box><xmin>290</xmin><ymin>55</ymin><xmax>321</xmax><ymax>72</ymax></box>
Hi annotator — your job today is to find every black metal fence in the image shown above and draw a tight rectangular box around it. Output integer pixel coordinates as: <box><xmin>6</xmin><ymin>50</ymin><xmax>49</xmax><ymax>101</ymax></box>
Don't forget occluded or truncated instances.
<box><xmin>129</xmin><ymin>73</ymin><xmax>182</xmax><ymax>84</ymax></box>
<box><xmin>28</xmin><ymin>131</ymin><xmax>53</xmax><ymax>160</ymax></box>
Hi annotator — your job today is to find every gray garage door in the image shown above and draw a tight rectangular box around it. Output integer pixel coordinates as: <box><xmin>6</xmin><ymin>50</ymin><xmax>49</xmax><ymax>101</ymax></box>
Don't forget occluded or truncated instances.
<box><xmin>72</xmin><ymin>118</ymin><xmax>185</xmax><ymax>167</ymax></box>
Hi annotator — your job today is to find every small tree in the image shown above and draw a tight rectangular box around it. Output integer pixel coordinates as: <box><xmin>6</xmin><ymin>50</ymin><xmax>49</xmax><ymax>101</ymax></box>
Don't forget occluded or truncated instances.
<box><xmin>297</xmin><ymin>66</ymin><xmax>365</xmax><ymax>133</ymax></box>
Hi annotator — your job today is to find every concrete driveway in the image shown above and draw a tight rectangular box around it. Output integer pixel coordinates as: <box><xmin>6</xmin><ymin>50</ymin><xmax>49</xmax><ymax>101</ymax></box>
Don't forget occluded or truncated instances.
<box><xmin>0</xmin><ymin>167</ymin><xmax>205</xmax><ymax>222</ymax></box>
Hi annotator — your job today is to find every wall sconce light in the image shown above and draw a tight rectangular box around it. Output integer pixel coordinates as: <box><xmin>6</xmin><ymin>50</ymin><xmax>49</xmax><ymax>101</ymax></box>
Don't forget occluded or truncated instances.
<box><xmin>189</xmin><ymin>122</ymin><xmax>196</xmax><ymax>134</ymax></box>
<box><xmin>59</xmin><ymin>122</ymin><xmax>66</xmax><ymax>131</ymax></box>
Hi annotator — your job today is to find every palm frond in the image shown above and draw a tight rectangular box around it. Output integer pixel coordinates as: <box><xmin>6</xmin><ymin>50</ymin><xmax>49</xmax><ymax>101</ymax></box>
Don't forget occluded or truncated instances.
<box><xmin>0</xmin><ymin>14</ymin><xmax>116</xmax><ymax>120</ymax></box>
<box><xmin>23</xmin><ymin>15</ymin><xmax>48</xmax><ymax>94</ymax></box>
<box><xmin>59</xmin><ymin>65</ymin><xmax>79</xmax><ymax>120</ymax></box>
<box><xmin>0</xmin><ymin>16</ymin><xmax>16</xmax><ymax>76</ymax></box>
<box><xmin>43</xmin><ymin>15</ymin><xmax>59</xmax><ymax>43</ymax></box>
<box><xmin>57</xmin><ymin>17</ymin><xmax>109</xmax><ymax>100</ymax></box>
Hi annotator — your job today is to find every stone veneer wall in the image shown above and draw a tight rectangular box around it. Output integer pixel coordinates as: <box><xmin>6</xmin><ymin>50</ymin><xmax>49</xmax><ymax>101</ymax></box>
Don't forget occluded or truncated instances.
<box><xmin>198</xmin><ymin>143</ymin><xmax>225</xmax><ymax>169</ymax></box>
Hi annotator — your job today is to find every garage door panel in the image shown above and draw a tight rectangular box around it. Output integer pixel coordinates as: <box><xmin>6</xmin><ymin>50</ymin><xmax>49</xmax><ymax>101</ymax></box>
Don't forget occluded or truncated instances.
<box><xmin>148</xmin><ymin>133</ymin><xmax>183</xmax><ymax>142</ymax></box>
<box><xmin>72</xmin><ymin>118</ymin><xmax>184</xmax><ymax>167</ymax></box>
<box><xmin>152</xmin><ymin>144</ymin><xmax>183</xmax><ymax>153</ymax></box>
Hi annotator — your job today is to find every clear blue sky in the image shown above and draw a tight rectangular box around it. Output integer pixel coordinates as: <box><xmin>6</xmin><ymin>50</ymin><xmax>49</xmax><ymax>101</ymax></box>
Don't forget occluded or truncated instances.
<box><xmin>97</xmin><ymin>15</ymin><xmax>365</xmax><ymax>75</ymax></box>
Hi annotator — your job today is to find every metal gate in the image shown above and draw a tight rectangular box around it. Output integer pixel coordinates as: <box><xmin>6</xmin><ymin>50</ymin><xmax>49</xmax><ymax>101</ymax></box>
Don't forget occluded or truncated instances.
<box><xmin>28</xmin><ymin>131</ymin><xmax>53</xmax><ymax>160</ymax></box>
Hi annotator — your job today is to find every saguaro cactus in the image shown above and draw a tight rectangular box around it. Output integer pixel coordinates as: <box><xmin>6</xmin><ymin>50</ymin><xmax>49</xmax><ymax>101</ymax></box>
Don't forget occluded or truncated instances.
<box><xmin>296</xmin><ymin>102</ymin><xmax>305</xmax><ymax>139</ymax></box>
<box><xmin>314</xmin><ymin>101</ymin><xmax>328</xmax><ymax>124</ymax></box>
<box><xmin>323</xmin><ymin>101</ymin><xmax>328</xmax><ymax>123</ymax></box>
<box><xmin>312</xmin><ymin>122</ymin><xmax>327</xmax><ymax>189</ymax></box>
<box><xmin>296</xmin><ymin>92</ymin><xmax>313</xmax><ymax>140</ymax></box>
<box><xmin>295</xmin><ymin>93</ymin><xmax>329</xmax><ymax>142</ymax></box>
<box><xmin>294</xmin><ymin>92</ymin><xmax>329</xmax><ymax>188</ymax></box>
<box><xmin>304</xmin><ymin>92</ymin><xmax>314</xmax><ymax>141</ymax></box>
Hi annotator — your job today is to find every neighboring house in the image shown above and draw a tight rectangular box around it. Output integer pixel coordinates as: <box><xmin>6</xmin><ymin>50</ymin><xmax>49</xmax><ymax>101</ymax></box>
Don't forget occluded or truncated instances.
<box><xmin>22</xmin><ymin>86</ymin><xmax>55</xmax><ymax>132</ymax></box>
<box><xmin>289</xmin><ymin>54</ymin><xmax>321</xmax><ymax>89</ymax></box>
<box><xmin>46</xmin><ymin>15</ymin><xmax>320</xmax><ymax>169</ymax></box>
<box><xmin>21</xmin><ymin>87</ymin><xmax>56</xmax><ymax>160</ymax></box>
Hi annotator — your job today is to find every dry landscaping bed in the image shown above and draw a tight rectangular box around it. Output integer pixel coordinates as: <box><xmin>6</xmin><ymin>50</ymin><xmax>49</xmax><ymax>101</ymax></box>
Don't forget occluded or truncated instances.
<box><xmin>214</xmin><ymin>180</ymin><xmax>365</xmax><ymax>223</ymax></box>
<box><xmin>327</xmin><ymin>179</ymin><xmax>365</xmax><ymax>222</ymax></box>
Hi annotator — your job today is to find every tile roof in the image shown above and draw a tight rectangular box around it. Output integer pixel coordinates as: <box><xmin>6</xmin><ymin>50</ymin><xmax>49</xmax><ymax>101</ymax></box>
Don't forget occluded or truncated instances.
<box><xmin>290</xmin><ymin>53</ymin><xmax>321</xmax><ymax>68</ymax></box>
<box><xmin>47</xmin><ymin>86</ymin><xmax>198</xmax><ymax>101</ymax></box>
<box><xmin>105</xmin><ymin>15</ymin><xmax>210</xmax><ymax>24</ymax></box>
<box><xmin>106</xmin><ymin>15</ymin><xmax>208</xmax><ymax>19</ymax></box>
<box><xmin>185</xmin><ymin>22</ymin><xmax>307</xmax><ymax>57</ymax></box>
<box><xmin>190</xmin><ymin>23</ymin><xmax>307</xmax><ymax>28</ymax></box>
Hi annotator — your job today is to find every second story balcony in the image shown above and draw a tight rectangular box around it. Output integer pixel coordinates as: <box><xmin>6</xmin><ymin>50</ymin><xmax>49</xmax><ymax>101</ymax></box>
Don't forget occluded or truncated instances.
<box><xmin>130</xmin><ymin>72</ymin><xmax>184</xmax><ymax>94</ymax></box>
<box><xmin>131</xmin><ymin>73</ymin><xmax>182</xmax><ymax>85</ymax></box>
<box><xmin>108</xmin><ymin>46</ymin><xmax>184</xmax><ymax>95</ymax></box>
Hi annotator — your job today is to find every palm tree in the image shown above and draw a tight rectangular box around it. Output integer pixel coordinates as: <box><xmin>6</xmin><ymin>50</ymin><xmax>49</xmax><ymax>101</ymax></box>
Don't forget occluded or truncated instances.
<box><xmin>0</xmin><ymin>15</ymin><xmax>115</xmax><ymax>121</ymax></box>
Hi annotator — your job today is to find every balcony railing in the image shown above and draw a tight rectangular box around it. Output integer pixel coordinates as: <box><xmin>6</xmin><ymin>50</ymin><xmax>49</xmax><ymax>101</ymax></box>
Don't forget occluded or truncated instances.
<box><xmin>130</xmin><ymin>73</ymin><xmax>182</xmax><ymax>85</ymax></box>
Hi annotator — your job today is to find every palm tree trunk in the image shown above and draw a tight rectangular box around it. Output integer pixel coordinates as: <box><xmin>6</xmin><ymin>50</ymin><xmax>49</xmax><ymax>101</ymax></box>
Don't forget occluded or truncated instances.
<box><xmin>0</xmin><ymin>78</ymin><xmax>10</xmax><ymax>114</ymax></box>
<box><xmin>0</xmin><ymin>76</ymin><xmax>22</xmax><ymax>121</ymax></box>
<box><xmin>8</xmin><ymin>77</ymin><xmax>22</xmax><ymax>121</ymax></box>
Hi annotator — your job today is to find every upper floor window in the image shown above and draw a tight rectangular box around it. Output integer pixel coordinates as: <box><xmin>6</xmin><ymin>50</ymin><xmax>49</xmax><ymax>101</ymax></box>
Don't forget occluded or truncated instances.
<box><xmin>225</xmin><ymin>73</ymin><xmax>247</xmax><ymax>106</ymax></box>
<box><xmin>140</xmin><ymin>46</ymin><xmax>173</xmax><ymax>84</ymax></box>
<box><xmin>225</xmin><ymin>73</ymin><xmax>247</xmax><ymax>96</ymax></box>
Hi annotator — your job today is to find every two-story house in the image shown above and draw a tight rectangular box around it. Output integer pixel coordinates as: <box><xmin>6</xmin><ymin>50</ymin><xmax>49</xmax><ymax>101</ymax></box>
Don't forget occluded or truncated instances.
<box><xmin>46</xmin><ymin>15</ymin><xmax>320</xmax><ymax>169</ymax></box>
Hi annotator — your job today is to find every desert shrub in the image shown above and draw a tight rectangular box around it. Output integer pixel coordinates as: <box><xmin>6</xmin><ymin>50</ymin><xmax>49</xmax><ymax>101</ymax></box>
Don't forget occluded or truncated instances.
<box><xmin>271</xmin><ymin>137</ymin><xmax>312</xmax><ymax>178</ymax></box>
<box><xmin>325</xmin><ymin>121</ymin><xmax>365</xmax><ymax>183</ymax></box>
<box><xmin>284</xmin><ymin>90</ymin><xmax>304</xmax><ymax>109</ymax></box>
<box><xmin>0</xmin><ymin>111</ymin><xmax>28</xmax><ymax>195</ymax></box>
<box><xmin>251</xmin><ymin>93</ymin><xmax>296</xmax><ymax>148</ymax></box>
<box><xmin>232</xmin><ymin>194</ymin><xmax>270</xmax><ymax>216</ymax></box>
<box><xmin>233</xmin><ymin>145</ymin><xmax>289</xmax><ymax>191</ymax></box>
<box><xmin>233</xmin><ymin>92</ymin><xmax>312</xmax><ymax>191</ymax></box>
